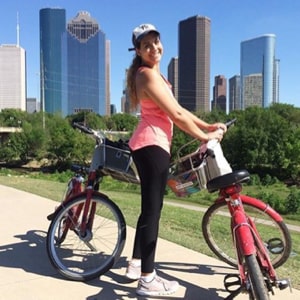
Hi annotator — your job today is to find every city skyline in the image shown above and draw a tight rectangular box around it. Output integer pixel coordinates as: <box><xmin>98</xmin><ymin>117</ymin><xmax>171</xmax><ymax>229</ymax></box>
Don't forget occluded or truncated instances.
<box><xmin>1</xmin><ymin>0</ymin><xmax>299</xmax><ymax>112</ymax></box>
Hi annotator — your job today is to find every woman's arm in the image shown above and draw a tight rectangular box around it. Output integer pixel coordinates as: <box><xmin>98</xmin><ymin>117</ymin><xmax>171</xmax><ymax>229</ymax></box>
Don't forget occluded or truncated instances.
<box><xmin>136</xmin><ymin>68</ymin><xmax>226</xmax><ymax>141</ymax></box>
<box><xmin>183</xmin><ymin>109</ymin><xmax>227</xmax><ymax>132</ymax></box>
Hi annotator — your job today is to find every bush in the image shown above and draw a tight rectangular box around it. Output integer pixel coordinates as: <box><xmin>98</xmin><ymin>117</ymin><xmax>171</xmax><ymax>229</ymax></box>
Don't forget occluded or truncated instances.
<box><xmin>261</xmin><ymin>174</ymin><xmax>279</xmax><ymax>185</ymax></box>
<box><xmin>248</xmin><ymin>174</ymin><xmax>261</xmax><ymax>186</ymax></box>
<box><xmin>285</xmin><ymin>188</ymin><xmax>300</xmax><ymax>214</ymax></box>
<box><xmin>255</xmin><ymin>190</ymin><xmax>286</xmax><ymax>214</ymax></box>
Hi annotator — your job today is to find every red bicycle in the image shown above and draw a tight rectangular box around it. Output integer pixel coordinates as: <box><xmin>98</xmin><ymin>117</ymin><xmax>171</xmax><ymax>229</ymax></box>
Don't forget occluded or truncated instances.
<box><xmin>168</xmin><ymin>119</ymin><xmax>292</xmax><ymax>299</ymax></box>
<box><xmin>46</xmin><ymin>122</ymin><xmax>139</xmax><ymax>281</ymax></box>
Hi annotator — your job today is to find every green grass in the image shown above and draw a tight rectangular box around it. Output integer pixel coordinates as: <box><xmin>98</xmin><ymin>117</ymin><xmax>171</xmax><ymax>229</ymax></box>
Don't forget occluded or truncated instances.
<box><xmin>0</xmin><ymin>174</ymin><xmax>299</xmax><ymax>289</ymax></box>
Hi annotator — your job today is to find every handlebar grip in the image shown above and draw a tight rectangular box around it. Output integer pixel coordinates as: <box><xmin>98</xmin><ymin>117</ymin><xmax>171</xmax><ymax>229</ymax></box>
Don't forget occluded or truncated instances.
<box><xmin>73</xmin><ymin>122</ymin><xmax>94</xmax><ymax>134</ymax></box>
<box><xmin>225</xmin><ymin>118</ymin><xmax>236</xmax><ymax>129</ymax></box>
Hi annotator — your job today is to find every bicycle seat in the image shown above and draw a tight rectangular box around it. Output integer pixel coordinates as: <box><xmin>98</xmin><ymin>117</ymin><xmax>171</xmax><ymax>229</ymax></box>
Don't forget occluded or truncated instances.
<box><xmin>206</xmin><ymin>170</ymin><xmax>250</xmax><ymax>193</ymax></box>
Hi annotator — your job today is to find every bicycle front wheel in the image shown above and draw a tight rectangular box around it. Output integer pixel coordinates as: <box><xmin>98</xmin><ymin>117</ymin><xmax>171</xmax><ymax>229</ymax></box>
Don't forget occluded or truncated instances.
<box><xmin>202</xmin><ymin>200</ymin><xmax>291</xmax><ymax>268</ymax></box>
<box><xmin>245</xmin><ymin>254</ymin><xmax>270</xmax><ymax>300</ymax></box>
<box><xmin>46</xmin><ymin>193</ymin><xmax>126</xmax><ymax>281</ymax></box>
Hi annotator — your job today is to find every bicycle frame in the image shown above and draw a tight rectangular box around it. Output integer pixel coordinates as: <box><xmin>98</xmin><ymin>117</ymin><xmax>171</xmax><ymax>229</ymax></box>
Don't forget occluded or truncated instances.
<box><xmin>218</xmin><ymin>184</ymin><xmax>279</xmax><ymax>290</ymax></box>
<box><xmin>53</xmin><ymin>169</ymin><xmax>102</xmax><ymax>245</ymax></box>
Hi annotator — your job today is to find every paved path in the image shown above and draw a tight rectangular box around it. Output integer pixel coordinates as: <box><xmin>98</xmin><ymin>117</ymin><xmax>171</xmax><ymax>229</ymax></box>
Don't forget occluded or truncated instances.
<box><xmin>0</xmin><ymin>184</ymin><xmax>298</xmax><ymax>300</ymax></box>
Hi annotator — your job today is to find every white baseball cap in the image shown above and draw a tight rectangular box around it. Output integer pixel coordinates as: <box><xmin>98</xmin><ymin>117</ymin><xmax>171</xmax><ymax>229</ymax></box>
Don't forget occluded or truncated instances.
<box><xmin>129</xmin><ymin>23</ymin><xmax>160</xmax><ymax>50</ymax></box>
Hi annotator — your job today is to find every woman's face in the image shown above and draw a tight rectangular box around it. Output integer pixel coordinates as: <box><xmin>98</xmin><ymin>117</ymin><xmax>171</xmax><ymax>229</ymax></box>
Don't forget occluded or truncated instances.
<box><xmin>137</xmin><ymin>32</ymin><xmax>163</xmax><ymax>66</ymax></box>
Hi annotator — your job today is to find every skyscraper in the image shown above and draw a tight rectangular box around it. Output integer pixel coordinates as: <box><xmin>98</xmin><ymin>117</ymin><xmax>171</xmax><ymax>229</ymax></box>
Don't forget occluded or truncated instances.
<box><xmin>40</xmin><ymin>8</ymin><xmax>66</xmax><ymax>114</ymax></box>
<box><xmin>167</xmin><ymin>57</ymin><xmax>179</xmax><ymax>100</ymax></box>
<box><xmin>212</xmin><ymin>75</ymin><xmax>226</xmax><ymax>112</ymax></box>
<box><xmin>240</xmin><ymin>34</ymin><xmax>279</xmax><ymax>109</ymax></box>
<box><xmin>178</xmin><ymin>16</ymin><xmax>210</xmax><ymax>112</ymax></box>
<box><xmin>229</xmin><ymin>75</ymin><xmax>241</xmax><ymax>112</ymax></box>
<box><xmin>40</xmin><ymin>9</ymin><xmax>110</xmax><ymax>116</ymax></box>
<box><xmin>64</xmin><ymin>11</ymin><xmax>108</xmax><ymax>116</ymax></box>
<box><xmin>0</xmin><ymin>44</ymin><xmax>26</xmax><ymax>111</ymax></box>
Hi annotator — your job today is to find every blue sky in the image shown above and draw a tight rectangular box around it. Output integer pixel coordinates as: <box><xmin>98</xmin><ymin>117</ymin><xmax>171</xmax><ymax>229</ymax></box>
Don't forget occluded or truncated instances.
<box><xmin>1</xmin><ymin>0</ymin><xmax>299</xmax><ymax>112</ymax></box>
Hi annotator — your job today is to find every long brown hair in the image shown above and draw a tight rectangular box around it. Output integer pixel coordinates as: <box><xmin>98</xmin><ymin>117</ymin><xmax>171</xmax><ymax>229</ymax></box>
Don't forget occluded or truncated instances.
<box><xmin>127</xmin><ymin>54</ymin><xmax>142</xmax><ymax>110</ymax></box>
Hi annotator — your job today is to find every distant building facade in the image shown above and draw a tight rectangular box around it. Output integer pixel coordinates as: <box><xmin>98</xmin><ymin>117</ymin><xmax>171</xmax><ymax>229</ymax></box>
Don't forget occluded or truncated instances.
<box><xmin>40</xmin><ymin>8</ymin><xmax>66</xmax><ymax>114</ymax></box>
<box><xmin>0</xmin><ymin>44</ymin><xmax>26</xmax><ymax>111</ymax></box>
<box><xmin>63</xmin><ymin>11</ymin><xmax>108</xmax><ymax>116</ymax></box>
<box><xmin>167</xmin><ymin>57</ymin><xmax>179</xmax><ymax>100</ymax></box>
<box><xmin>178</xmin><ymin>15</ymin><xmax>210</xmax><ymax>112</ymax></box>
<box><xmin>240</xmin><ymin>34</ymin><xmax>279</xmax><ymax>109</ymax></box>
<box><xmin>229</xmin><ymin>75</ymin><xmax>241</xmax><ymax>112</ymax></box>
<box><xmin>26</xmin><ymin>97</ymin><xmax>39</xmax><ymax>113</ymax></box>
<box><xmin>211</xmin><ymin>75</ymin><xmax>226</xmax><ymax>112</ymax></box>
<box><xmin>40</xmin><ymin>9</ymin><xmax>110</xmax><ymax>116</ymax></box>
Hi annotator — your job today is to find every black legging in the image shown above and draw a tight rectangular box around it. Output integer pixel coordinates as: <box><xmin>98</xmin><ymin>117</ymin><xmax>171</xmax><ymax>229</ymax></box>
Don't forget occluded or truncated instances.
<box><xmin>131</xmin><ymin>145</ymin><xmax>170</xmax><ymax>274</ymax></box>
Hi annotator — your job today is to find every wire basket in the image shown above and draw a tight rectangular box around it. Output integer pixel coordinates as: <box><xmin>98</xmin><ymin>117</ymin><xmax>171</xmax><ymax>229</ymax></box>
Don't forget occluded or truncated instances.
<box><xmin>167</xmin><ymin>140</ymin><xmax>232</xmax><ymax>197</ymax></box>
<box><xmin>167</xmin><ymin>149</ymin><xmax>207</xmax><ymax>197</ymax></box>
<box><xmin>90</xmin><ymin>142</ymin><xmax>140</xmax><ymax>184</ymax></box>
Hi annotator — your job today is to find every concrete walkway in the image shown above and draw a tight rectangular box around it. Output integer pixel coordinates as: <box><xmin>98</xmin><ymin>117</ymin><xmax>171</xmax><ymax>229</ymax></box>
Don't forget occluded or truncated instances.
<box><xmin>0</xmin><ymin>184</ymin><xmax>298</xmax><ymax>300</ymax></box>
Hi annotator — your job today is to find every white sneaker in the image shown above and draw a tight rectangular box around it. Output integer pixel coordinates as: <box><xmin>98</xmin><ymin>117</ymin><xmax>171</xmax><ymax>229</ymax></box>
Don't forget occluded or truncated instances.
<box><xmin>136</xmin><ymin>274</ymin><xmax>179</xmax><ymax>296</ymax></box>
<box><xmin>125</xmin><ymin>261</ymin><xmax>141</xmax><ymax>280</ymax></box>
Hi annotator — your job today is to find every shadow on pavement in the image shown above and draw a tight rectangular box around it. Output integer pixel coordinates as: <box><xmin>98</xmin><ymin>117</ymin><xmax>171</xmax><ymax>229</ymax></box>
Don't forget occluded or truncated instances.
<box><xmin>0</xmin><ymin>229</ymin><xmax>58</xmax><ymax>277</ymax></box>
<box><xmin>0</xmin><ymin>228</ymin><xmax>234</xmax><ymax>299</ymax></box>
<box><xmin>86</xmin><ymin>256</ymin><xmax>235</xmax><ymax>299</ymax></box>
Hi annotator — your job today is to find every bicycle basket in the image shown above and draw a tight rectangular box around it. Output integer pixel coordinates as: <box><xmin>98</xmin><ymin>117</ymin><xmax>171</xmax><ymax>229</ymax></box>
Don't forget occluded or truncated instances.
<box><xmin>90</xmin><ymin>141</ymin><xmax>140</xmax><ymax>184</ymax></box>
<box><xmin>167</xmin><ymin>141</ymin><xmax>232</xmax><ymax>197</ymax></box>
<box><xmin>167</xmin><ymin>149</ymin><xmax>207</xmax><ymax>197</ymax></box>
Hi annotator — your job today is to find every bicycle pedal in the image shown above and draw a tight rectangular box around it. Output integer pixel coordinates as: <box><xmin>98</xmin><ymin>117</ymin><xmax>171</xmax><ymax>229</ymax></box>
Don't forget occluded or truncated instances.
<box><xmin>224</xmin><ymin>274</ymin><xmax>242</xmax><ymax>292</ymax></box>
<box><xmin>277</xmin><ymin>278</ymin><xmax>292</xmax><ymax>292</ymax></box>
<box><xmin>267</xmin><ymin>237</ymin><xmax>285</xmax><ymax>254</ymax></box>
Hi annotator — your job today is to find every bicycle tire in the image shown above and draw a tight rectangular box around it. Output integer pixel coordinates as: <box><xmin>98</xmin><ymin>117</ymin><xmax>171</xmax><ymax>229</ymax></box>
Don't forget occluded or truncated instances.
<box><xmin>245</xmin><ymin>254</ymin><xmax>270</xmax><ymax>300</ymax></box>
<box><xmin>202</xmin><ymin>200</ymin><xmax>292</xmax><ymax>268</ymax></box>
<box><xmin>46</xmin><ymin>192</ymin><xmax>126</xmax><ymax>281</ymax></box>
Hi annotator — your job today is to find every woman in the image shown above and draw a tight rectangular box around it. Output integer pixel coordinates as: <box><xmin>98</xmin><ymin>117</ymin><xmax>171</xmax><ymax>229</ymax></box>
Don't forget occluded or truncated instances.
<box><xmin>126</xmin><ymin>23</ymin><xmax>227</xmax><ymax>297</ymax></box>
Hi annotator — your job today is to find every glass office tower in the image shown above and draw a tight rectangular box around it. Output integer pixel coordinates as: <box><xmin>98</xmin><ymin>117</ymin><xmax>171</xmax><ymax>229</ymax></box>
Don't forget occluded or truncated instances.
<box><xmin>63</xmin><ymin>11</ymin><xmax>106</xmax><ymax>116</ymax></box>
<box><xmin>178</xmin><ymin>16</ymin><xmax>210</xmax><ymax>112</ymax></box>
<box><xmin>40</xmin><ymin>8</ymin><xmax>66</xmax><ymax>114</ymax></box>
<box><xmin>240</xmin><ymin>34</ymin><xmax>278</xmax><ymax>109</ymax></box>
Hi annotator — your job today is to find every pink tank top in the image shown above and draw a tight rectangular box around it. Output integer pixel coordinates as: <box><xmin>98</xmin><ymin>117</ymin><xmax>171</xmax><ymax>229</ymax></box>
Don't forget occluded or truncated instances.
<box><xmin>129</xmin><ymin>74</ymin><xmax>173</xmax><ymax>154</ymax></box>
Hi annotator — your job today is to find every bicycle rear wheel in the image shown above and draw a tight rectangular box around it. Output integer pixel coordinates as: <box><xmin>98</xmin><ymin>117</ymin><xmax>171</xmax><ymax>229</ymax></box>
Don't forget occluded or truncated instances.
<box><xmin>245</xmin><ymin>254</ymin><xmax>270</xmax><ymax>300</ymax></box>
<box><xmin>202</xmin><ymin>201</ymin><xmax>291</xmax><ymax>268</ymax></box>
<box><xmin>46</xmin><ymin>193</ymin><xmax>126</xmax><ymax>281</ymax></box>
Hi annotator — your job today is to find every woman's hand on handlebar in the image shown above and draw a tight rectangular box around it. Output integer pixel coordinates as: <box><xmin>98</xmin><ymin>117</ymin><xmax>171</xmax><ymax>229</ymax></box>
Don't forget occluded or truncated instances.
<box><xmin>207</xmin><ymin>122</ymin><xmax>227</xmax><ymax>133</ymax></box>
<box><xmin>206</xmin><ymin>128</ymin><xmax>224</xmax><ymax>142</ymax></box>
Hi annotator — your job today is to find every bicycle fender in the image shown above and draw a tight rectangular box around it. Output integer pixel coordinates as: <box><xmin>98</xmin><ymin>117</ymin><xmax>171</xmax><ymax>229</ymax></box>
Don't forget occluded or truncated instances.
<box><xmin>232</xmin><ymin>210</ymin><xmax>256</xmax><ymax>256</ymax></box>
<box><xmin>240</xmin><ymin>195</ymin><xmax>283</xmax><ymax>222</ymax></box>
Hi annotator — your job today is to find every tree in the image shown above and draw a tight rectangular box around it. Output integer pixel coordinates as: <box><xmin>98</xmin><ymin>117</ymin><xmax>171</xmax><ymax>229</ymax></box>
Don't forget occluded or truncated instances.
<box><xmin>67</xmin><ymin>111</ymin><xmax>106</xmax><ymax>130</ymax></box>
<box><xmin>285</xmin><ymin>188</ymin><xmax>300</xmax><ymax>214</ymax></box>
<box><xmin>110</xmin><ymin>113</ymin><xmax>138</xmax><ymax>132</ymax></box>
<box><xmin>1</xmin><ymin>105</ymin><xmax>299</xmax><ymax>182</ymax></box>
<box><xmin>223</xmin><ymin>106</ymin><xmax>294</xmax><ymax>180</ymax></box>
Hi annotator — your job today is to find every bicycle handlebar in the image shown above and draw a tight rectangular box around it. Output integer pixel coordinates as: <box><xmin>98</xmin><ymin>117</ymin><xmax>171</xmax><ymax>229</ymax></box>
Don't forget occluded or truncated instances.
<box><xmin>204</xmin><ymin>118</ymin><xmax>236</xmax><ymax>158</ymax></box>
<box><xmin>176</xmin><ymin>118</ymin><xmax>236</xmax><ymax>160</ymax></box>
<box><xmin>72</xmin><ymin>122</ymin><xmax>105</xmax><ymax>143</ymax></box>
<box><xmin>224</xmin><ymin>118</ymin><xmax>236</xmax><ymax>129</ymax></box>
